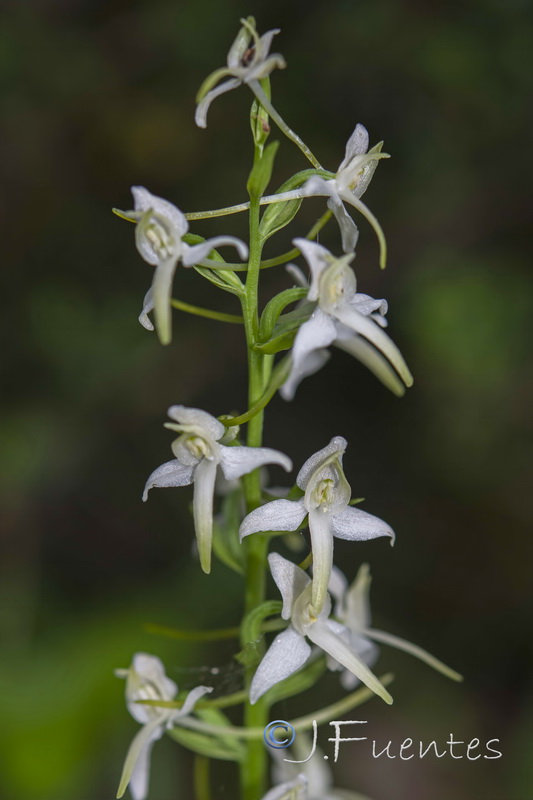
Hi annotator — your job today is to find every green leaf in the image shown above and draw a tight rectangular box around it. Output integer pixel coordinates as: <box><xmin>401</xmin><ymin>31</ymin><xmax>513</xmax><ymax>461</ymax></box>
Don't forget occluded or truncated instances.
<box><xmin>183</xmin><ymin>232</ymin><xmax>245</xmax><ymax>296</ymax></box>
<box><xmin>258</xmin><ymin>167</ymin><xmax>333</xmax><ymax>242</ymax></box>
<box><xmin>259</xmin><ymin>288</ymin><xmax>308</xmax><ymax>342</ymax></box>
<box><xmin>247</xmin><ymin>141</ymin><xmax>280</xmax><ymax>200</ymax></box>
<box><xmin>254</xmin><ymin>302</ymin><xmax>315</xmax><ymax>354</ymax></box>
<box><xmin>196</xmin><ymin>708</ymin><xmax>247</xmax><ymax>758</ymax></box>
<box><xmin>168</xmin><ymin>724</ymin><xmax>245</xmax><ymax>762</ymax></box>
<box><xmin>240</xmin><ymin>600</ymin><xmax>283</xmax><ymax>649</ymax></box>
<box><xmin>259</xmin><ymin>197</ymin><xmax>302</xmax><ymax>242</ymax></box>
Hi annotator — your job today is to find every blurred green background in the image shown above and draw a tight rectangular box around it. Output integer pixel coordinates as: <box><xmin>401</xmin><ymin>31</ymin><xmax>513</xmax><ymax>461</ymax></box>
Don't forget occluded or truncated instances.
<box><xmin>1</xmin><ymin>0</ymin><xmax>531</xmax><ymax>798</ymax></box>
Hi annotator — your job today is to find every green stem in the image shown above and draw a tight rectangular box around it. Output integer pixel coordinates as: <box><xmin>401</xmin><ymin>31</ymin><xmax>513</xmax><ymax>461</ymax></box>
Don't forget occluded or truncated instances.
<box><xmin>170</xmin><ymin>298</ymin><xmax>243</xmax><ymax>324</ymax></box>
<box><xmin>239</xmin><ymin>157</ymin><xmax>271</xmax><ymax>800</ymax></box>
<box><xmin>194</xmin><ymin>755</ymin><xmax>211</xmax><ymax>800</ymax></box>
<box><xmin>220</xmin><ymin>357</ymin><xmax>291</xmax><ymax>428</ymax></box>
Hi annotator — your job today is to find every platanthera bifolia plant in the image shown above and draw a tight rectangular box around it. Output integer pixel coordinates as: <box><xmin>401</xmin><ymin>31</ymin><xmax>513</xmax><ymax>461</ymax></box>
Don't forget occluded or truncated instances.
<box><xmin>113</xmin><ymin>17</ymin><xmax>462</xmax><ymax>800</ymax></box>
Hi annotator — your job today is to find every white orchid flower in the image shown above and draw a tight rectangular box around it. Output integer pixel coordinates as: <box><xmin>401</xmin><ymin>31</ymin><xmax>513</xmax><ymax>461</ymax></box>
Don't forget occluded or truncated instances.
<box><xmin>328</xmin><ymin>564</ymin><xmax>463</xmax><ymax>687</ymax></box>
<box><xmin>281</xmin><ymin>240</ymin><xmax>413</xmax><ymax>400</ymax></box>
<box><xmin>249</xmin><ymin>553</ymin><xmax>393</xmax><ymax>705</ymax></box>
<box><xmin>326</xmin><ymin>564</ymin><xmax>379</xmax><ymax>690</ymax></box>
<box><xmin>262</xmin><ymin>775</ymin><xmax>307</xmax><ymax>800</ymax></box>
<box><xmin>120</xmin><ymin>186</ymin><xmax>248</xmax><ymax>344</ymax></box>
<box><xmin>115</xmin><ymin>653</ymin><xmax>212</xmax><ymax>800</ymax></box>
<box><xmin>240</xmin><ymin>437</ymin><xmax>394</xmax><ymax>615</ymax></box>
<box><xmin>143</xmin><ymin>405</ymin><xmax>292</xmax><ymax>573</ymax></box>
<box><xmin>195</xmin><ymin>17</ymin><xmax>286</xmax><ymax>128</ymax></box>
<box><xmin>302</xmin><ymin>123</ymin><xmax>389</xmax><ymax>256</ymax></box>
<box><xmin>270</xmin><ymin>734</ymin><xmax>372</xmax><ymax>800</ymax></box>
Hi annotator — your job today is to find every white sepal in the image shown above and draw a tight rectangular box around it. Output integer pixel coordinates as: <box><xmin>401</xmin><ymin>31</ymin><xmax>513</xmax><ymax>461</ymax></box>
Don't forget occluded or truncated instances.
<box><xmin>239</xmin><ymin>499</ymin><xmax>307</xmax><ymax>540</ymax></box>
<box><xmin>250</xmin><ymin>626</ymin><xmax>312</xmax><ymax>704</ymax></box>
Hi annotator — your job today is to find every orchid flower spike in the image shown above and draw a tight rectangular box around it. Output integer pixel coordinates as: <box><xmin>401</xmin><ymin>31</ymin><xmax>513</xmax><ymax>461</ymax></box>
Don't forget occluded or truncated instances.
<box><xmin>269</xmin><ymin>734</ymin><xmax>373</xmax><ymax>800</ymax></box>
<box><xmin>143</xmin><ymin>405</ymin><xmax>292</xmax><ymax>573</ymax></box>
<box><xmin>328</xmin><ymin>564</ymin><xmax>464</xmax><ymax>687</ymax></box>
<box><xmin>281</xmin><ymin>240</ymin><xmax>413</xmax><ymax>400</ymax></box>
<box><xmin>249</xmin><ymin>553</ymin><xmax>393</xmax><ymax>705</ymax></box>
<box><xmin>118</xmin><ymin>187</ymin><xmax>248</xmax><ymax>344</ymax></box>
<box><xmin>240</xmin><ymin>437</ymin><xmax>394</xmax><ymax>616</ymax></box>
<box><xmin>195</xmin><ymin>17</ymin><xmax>286</xmax><ymax>128</ymax></box>
<box><xmin>302</xmin><ymin>123</ymin><xmax>389</xmax><ymax>260</ymax></box>
<box><xmin>115</xmin><ymin>653</ymin><xmax>212</xmax><ymax>800</ymax></box>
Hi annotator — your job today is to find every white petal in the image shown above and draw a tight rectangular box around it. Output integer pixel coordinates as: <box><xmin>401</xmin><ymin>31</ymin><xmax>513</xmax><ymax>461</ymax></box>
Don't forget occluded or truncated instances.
<box><xmin>219</xmin><ymin>445</ymin><xmax>292</xmax><ymax>481</ymax></box>
<box><xmin>117</xmin><ymin>717</ymin><xmax>164</xmax><ymax>800</ymax></box>
<box><xmin>307</xmin><ymin>621</ymin><xmax>392</xmax><ymax>704</ymax></box>
<box><xmin>250</xmin><ymin>626</ymin><xmax>311</xmax><ymax>704</ymax></box>
<box><xmin>239</xmin><ymin>499</ymin><xmax>307</xmax><ymax>541</ymax></box>
<box><xmin>338</xmin><ymin>123</ymin><xmax>369</xmax><ymax>171</ymax></box>
<box><xmin>331</xmin><ymin>506</ymin><xmax>395</xmax><ymax>544</ymax></box>
<box><xmin>167</xmin><ymin>406</ymin><xmax>225</xmax><ymax>441</ymax></box>
<box><xmin>195</xmin><ymin>77</ymin><xmax>242</xmax><ymax>128</ymax></box>
<box><xmin>130</xmin><ymin>653</ymin><xmax>177</xmax><ymax>699</ymax></box>
<box><xmin>349</xmin><ymin>152</ymin><xmax>381</xmax><ymax>200</ymax></box>
<box><xmin>142</xmin><ymin>459</ymin><xmax>194</xmax><ymax>501</ymax></box>
<box><xmin>296</xmin><ymin>437</ymin><xmax>347</xmax><ymax>491</ymax></box>
<box><xmin>285</xmin><ymin>263</ymin><xmax>309</xmax><ymax>288</ymax></box>
<box><xmin>261</xmin><ymin>775</ymin><xmax>307</xmax><ymax>800</ymax></box>
<box><xmin>280</xmin><ymin>347</ymin><xmax>331</xmax><ymax>402</ymax></box>
<box><xmin>345</xmin><ymin>564</ymin><xmax>373</xmax><ymax>630</ymax></box>
<box><xmin>292</xmin><ymin>309</ymin><xmax>337</xmax><ymax>369</ymax></box>
<box><xmin>175</xmin><ymin>685</ymin><xmax>213</xmax><ymax>719</ymax></box>
<box><xmin>151</xmin><ymin>257</ymin><xmax>178</xmax><ymax>345</ymax></box>
<box><xmin>182</xmin><ymin>235</ymin><xmax>248</xmax><ymax>266</ymax></box>
<box><xmin>256</xmin><ymin>28</ymin><xmax>281</xmax><ymax>60</ymax></box>
<box><xmin>138</xmin><ymin>288</ymin><xmax>155</xmax><ymax>331</ymax></box>
<box><xmin>227</xmin><ymin>22</ymin><xmax>252</xmax><ymax>69</ymax></box>
<box><xmin>282</xmin><ymin>311</ymin><xmax>337</xmax><ymax>400</ymax></box>
<box><xmin>327</xmin><ymin>196</ymin><xmax>359</xmax><ymax>254</ymax></box>
<box><xmin>328</xmin><ymin>566</ymin><xmax>349</xmax><ymax>607</ymax></box>
<box><xmin>349</xmin><ymin>293</ymin><xmax>388</xmax><ymax>319</ymax></box>
<box><xmin>334</xmin><ymin>305</ymin><xmax>413</xmax><ymax>387</ymax></box>
<box><xmin>268</xmin><ymin>552</ymin><xmax>311</xmax><ymax>619</ymax></box>
<box><xmin>131</xmin><ymin>187</ymin><xmax>188</xmax><ymax>238</ymax></box>
<box><xmin>301</xmin><ymin>174</ymin><xmax>336</xmax><ymax>201</ymax></box>
<box><xmin>193</xmin><ymin>458</ymin><xmax>218</xmax><ymax>574</ymax></box>
<box><xmin>334</xmin><ymin>329</ymin><xmax>405</xmax><ymax>397</ymax></box>
<box><xmin>292</xmin><ymin>238</ymin><xmax>333</xmax><ymax>299</ymax></box>
<box><xmin>308</xmin><ymin>508</ymin><xmax>334</xmax><ymax>615</ymax></box>
<box><xmin>247</xmin><ymin>53</ymin><xmax>287</xmax><ymax>81</ymax></box>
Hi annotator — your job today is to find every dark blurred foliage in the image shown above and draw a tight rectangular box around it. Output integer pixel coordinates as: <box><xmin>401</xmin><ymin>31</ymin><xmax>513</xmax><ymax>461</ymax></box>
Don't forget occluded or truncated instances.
<box><xmin>1</xmin><ymin>0</ymin><xmax>532</xmax><ymax>798</ymax></box>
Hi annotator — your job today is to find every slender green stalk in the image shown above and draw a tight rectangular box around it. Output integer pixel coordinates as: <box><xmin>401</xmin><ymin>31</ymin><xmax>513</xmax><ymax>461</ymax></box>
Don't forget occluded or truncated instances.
<box><xmin>220</xmin><ymin>357</ymin><xmax>291</xmax><ymax>428</ymax></box>
<box><xmin>212</xmin><ymin>210</ymin><xmax>332</xmax><ymax>271</ymax></box>
<box><xmin>194</xmin><ymin>755</ymin><xmax>211</xmax><ymax>800</ymax></box>
<box><xmin>239</xmin><ymin>152</ymin><xmax>272</xmax><ymax>800</ymax></box>
<box><xmin>171</xmin><ymin>674</ymin><xmax>394</xmax><ymax>740</ymax></box>
<box><xmin>249</xmin><ymin>80</ymin><xmax>323</xmax><ymax>169</ymax></box>
<box><xmin>137</xmin><ymin>690</ymin><xmax>249</xmax><ymax>711</ymax></box>
<box><xmin>144</xmin><ymin>618</ymin><xmax>286</xmax><ymax>643</ymax></box>
<box><xmin>170</xmin><ymin>298</ymin><xmax>243</xmax><ymax>324</ymax></box>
